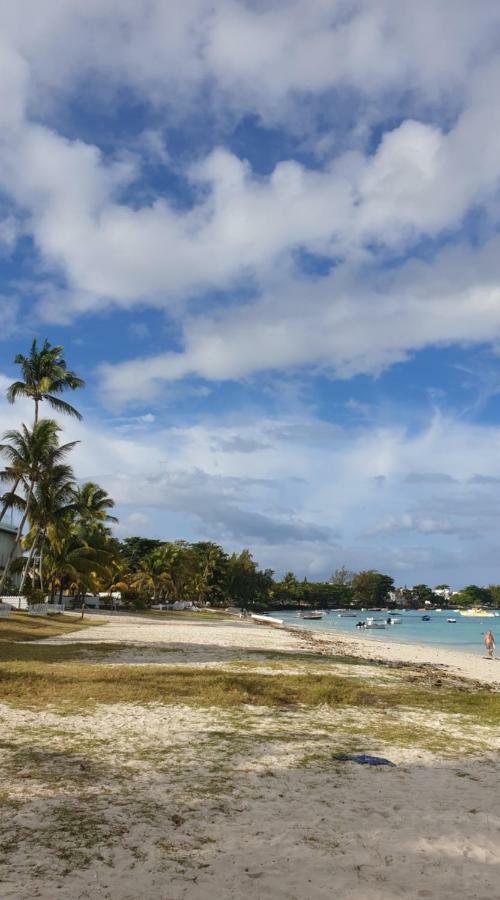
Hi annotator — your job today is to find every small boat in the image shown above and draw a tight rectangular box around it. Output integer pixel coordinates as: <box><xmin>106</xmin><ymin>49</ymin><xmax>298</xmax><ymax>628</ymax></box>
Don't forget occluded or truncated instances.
<box><xmin>447</xmin><ymin>618</ymin><xmax>457</xmax><ymax>623</ymax></box>
<box><xmin>460</xmin><ymin>608</ymin><xmax>495</xmax><ymax>618</ymax></box>
<box><xmin>300</xmin><ymin>610</ymin><xmax>324</xmax><ymax>620</ymax></box>
<box><xmin>386</xmin><ymin>616</ymin><xmax>401</xmax><ymax>625</ymax></box>
<box><xmin>365</xmin><ymin>617</ymin><xmax>386</xmax><ymax>629</ymax></box>
<box><xmin>338</xmin><ymin>612</ymin><xmax>357</xmax><ymax>618</ymax></box>
<box><xmin>422</xmin><ymin>615</ymin><xmax>431</xmax><ymax>622</ymax></box>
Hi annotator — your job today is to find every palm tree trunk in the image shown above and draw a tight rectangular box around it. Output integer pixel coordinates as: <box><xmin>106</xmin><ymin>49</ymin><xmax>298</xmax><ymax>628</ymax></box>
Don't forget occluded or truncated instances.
<box><xmin>0</xmin><ymin>482</ymin><xmax>33</xmax><ymax>593</ymax></box>
<box><xmin>19</xmin><ymin>536</ymin><xmax>39</xmax><ymax>594</ymax></box>
<box><xmin>39</xmin><ymin>541</ymin><xmax>44</xmax><ymax>593</ymax></box>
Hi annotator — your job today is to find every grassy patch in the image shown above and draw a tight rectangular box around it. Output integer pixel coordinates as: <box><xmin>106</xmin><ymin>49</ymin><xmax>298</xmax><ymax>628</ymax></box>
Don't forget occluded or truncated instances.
<box><xmin>0</xmin><ymin>661</ymin><xmax>499</xmax><ymax>725</ymax></box>
<box><xmin>133</xmin><ymin>609</ymin><xmax>231</xmax><ymax>621</ymax></box>
<box><xmin>0</xmin><ymin>642</ymin><xmax>135</xmax><ymax>663</ymax></box>
<box><xmin>0</xmin><ymin>612</ymin><xmax>99</xmax><ymax>643</ymax></box>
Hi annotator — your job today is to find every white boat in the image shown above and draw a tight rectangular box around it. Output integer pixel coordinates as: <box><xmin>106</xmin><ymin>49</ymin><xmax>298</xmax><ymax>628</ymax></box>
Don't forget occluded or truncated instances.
<box><xmin>386</xmin><ymin>616</ymin><xmax>401</xmax><ymax>625</ymax></box>
<box><xmin>365</xmin><ymin>617</ymin><xmax>386</xmax><ymax>629</ymax></box>
<box><xmin>460</xmin><ymin>608</ymin><xmax>495</xmax><ymax>618</ymax></box>
<box><xmin>300</xmin><ymin>610</ymin><xmax>324</xmax><ymax>620</ymax></box>
<box><xmin>447</xmin><ymin>618</ymin><xmax>457</xmax><ymax>623</ymax></box>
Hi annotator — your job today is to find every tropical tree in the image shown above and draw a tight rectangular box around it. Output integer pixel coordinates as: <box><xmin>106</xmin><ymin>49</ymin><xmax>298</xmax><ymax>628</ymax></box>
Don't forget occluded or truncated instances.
<box><xmin>43</xmin><ymin>532</ymin><xmax>105</xmax><ymax>602</ymax></box>
<box><xmin>330</xmin><ymin>566</ymin><xmax>354</xmax><ymax>586</ymax></box>
<box><xmin>129</xmin><ymin>554</ymin><xmax>169</xmax><ymax>603</ymax></box>
<box><xmin>0</xmin><ymin>420</ymin><xmax>77</xmax><ymax>592</ymax></box>
<box><xmin>453</xmin><ymin>584</ymin><xmax>492</xmax><ymax>607</ymax></box>
<box><xmin>73</xmin><ymin>482</ymin><xmax>118</xmax><ymax>529</ymax></box>
<box><xmin>7</xmin><ymin>338</ymin><xmax>85</xmax><ymax>424</ymax></box>
<box><xmin>19</xmin><ymin>461</ymin><xmax>76</xmax><ymax>593</ymax></box>
<box><xmin>351</xmin><ymin>570</ymin><xmax>394</xmax><ymax>608</ymax></box>
<box><xmin>0</xmin><ymin>339</ymin><xmax>84</xmax><ymax>527</ymax></box>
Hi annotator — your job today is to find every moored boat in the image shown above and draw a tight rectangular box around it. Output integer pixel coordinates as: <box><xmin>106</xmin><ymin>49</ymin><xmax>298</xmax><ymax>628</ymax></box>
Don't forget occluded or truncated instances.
<box><xmin>460</xmin><ymin>608</ymin><xmax>495</xmax><ymax>618</ymax></box>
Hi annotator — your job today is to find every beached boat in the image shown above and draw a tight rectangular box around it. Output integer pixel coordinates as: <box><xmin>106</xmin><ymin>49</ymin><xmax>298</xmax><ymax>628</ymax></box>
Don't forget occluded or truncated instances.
<box><xmin>460</xmin><ymin>608</ymin><xmax>495</xmax><ymax>618</ymax></box>
<box><xmin>300</xmin><ymin>610</ymin><xmax>324</xmax><ymax>620</ymax></box>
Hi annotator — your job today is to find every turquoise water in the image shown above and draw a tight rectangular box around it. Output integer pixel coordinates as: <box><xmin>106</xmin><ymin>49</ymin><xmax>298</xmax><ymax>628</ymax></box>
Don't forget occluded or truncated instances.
<box><xmin>269</xmin><ymin>609</ymin><xmax>499</xmax><ymax>653</ymax></box>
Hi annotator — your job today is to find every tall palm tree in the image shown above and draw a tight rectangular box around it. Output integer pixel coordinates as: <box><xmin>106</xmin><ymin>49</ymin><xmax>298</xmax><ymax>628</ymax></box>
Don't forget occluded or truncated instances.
<box><xmin>0</xmin><ymin>420</ymin><xmax>77</xmax><ymax>592</ymax></box>
<box><xmin>0</xmin><ymin>339</ymin><xmax>84</xmax><ymax>527</ymax></box>
<box><xmin>7</xmin><ymin>338</ymin><xmax>85</xmax><ymax>424</ymax></box>
<box><xmin>20</xmin><ymin>462</ymin><xmax>76</xmax><ymax>593</ymax></box>
<box><xmin>73</xmin><ymin>482</ymin><xmax>118</xmax><ymax>528</ymax></box>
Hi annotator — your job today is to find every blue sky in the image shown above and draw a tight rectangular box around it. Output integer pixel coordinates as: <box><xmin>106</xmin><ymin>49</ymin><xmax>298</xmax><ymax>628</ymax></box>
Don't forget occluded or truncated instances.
<box><xmin>2</xmin><ymin>1</ymin><xmax>500</xmax><ymax>587</ymax></box>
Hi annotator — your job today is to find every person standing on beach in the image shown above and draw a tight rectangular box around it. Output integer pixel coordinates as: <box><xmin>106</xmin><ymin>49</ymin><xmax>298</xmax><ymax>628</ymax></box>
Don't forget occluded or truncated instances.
<box><xmin>484</xmin><ymin>630</ymin><xmax>495</xmax><ymax>659</ymax></box>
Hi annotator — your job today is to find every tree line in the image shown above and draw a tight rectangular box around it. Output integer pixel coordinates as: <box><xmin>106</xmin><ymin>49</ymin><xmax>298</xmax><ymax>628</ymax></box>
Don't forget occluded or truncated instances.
<box><xmin>1</xmin><ymin>340</ymin><xmax>499</xmax><ymax>611</ymax></box>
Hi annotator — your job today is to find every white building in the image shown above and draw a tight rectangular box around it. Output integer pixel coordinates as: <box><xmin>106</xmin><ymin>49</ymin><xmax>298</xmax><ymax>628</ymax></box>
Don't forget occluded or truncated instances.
<box><xmin>0</xmin><ymin>523</ymin><xmax>21</xmax><ymax>585</ymax></box>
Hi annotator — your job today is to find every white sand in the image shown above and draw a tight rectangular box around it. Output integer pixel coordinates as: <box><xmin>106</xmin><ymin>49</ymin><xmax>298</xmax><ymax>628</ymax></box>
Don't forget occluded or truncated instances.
<box><xmin>2</xmin><ymin>612</ymin><xmax>499</xmax><ymax>898</ymax></box>
<box><xmin>295</xmin><ymin>625</ymin><xmax>500</xmax><ymax>686</ymax></box>
<box><xmin>51</xmin><ymin>612</ymin><xmax>500</xmax><ymax>685</ymax></box>
<box><xmin>1</xmin><ymin>698</ymin><xmax>499</xmax><ymax>900</ymax></box>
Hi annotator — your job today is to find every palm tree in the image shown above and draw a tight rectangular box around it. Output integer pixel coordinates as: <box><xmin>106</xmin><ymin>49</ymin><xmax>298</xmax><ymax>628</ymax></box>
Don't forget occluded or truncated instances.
<box><xmin>43</xmin><ymin>532</ymin><xmax>103</xmax><ymax>603</ymax></box>
<box><xmin>0</xmin><ymin>420</ymin><xmax>78</xmax><ymax>592</ymax></box>
<box><xmin>0</xmin><ymin>339</ymin><xmax>84</xmax><ymax>527</ymax></box>
<box><xmin>7</xmin><ymin>338</ymin><xmax>85</xmax><ymax>424</ymax></box>
<box><xmin>73</xmin><ymin>482</ymin><xmax>118</xmax><ymax>528</ymax></box>
<box><xmin>20</xmin><ymin>462</ymin><xmax>76</xmax><ymax>593</ymax></box>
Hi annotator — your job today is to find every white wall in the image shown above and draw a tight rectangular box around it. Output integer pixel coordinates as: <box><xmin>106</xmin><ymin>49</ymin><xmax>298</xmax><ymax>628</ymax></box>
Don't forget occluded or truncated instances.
<box><xmin>0</xmin><ymin>525</ymin><xmax>19</xmax><ymax>573</ymax></box>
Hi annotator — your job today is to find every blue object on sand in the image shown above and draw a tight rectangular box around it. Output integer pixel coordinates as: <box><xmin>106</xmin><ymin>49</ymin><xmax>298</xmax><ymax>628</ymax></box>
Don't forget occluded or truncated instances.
<box><xmin>334</xmin><ymin>754</ymin><xmax>396</xmax><ymax>766</ymax></box>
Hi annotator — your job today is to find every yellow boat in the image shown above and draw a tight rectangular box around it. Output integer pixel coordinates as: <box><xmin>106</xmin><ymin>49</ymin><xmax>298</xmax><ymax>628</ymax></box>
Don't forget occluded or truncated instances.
<box><xmin>460</xmin><ymin>608</ymin><xmax>495</xmax><ymax>618</ymax></box>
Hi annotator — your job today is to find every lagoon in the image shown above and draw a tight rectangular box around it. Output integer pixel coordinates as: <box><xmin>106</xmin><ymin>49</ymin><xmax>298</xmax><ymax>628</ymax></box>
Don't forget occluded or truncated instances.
<box><xmin>271</xmin><ymin>608</ymin><xmax>499</xmax><ymax>653</ymax></box>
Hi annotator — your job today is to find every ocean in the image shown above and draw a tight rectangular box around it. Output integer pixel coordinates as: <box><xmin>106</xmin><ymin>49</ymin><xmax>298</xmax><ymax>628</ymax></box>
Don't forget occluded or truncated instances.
<box><xmin>269</xmin><ymin>609</ymin><xmax>499</xmax><ymax>653</ymax></box>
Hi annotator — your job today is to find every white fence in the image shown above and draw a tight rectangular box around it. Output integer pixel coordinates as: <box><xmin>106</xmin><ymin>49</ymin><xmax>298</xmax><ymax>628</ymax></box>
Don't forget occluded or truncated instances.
<box><xmin>0</xmin><ymin>597</ymin><xmax>66</xmax><ymax>616</ymax></box>
<box><xmin>28</xmin><ymin>603</ymin><xmax>65</xmax><ymax>617</ymax></box>
<box><xmin>0</xmin><ymin>595</ymin><xmax>28</xmax><ymax>610</ymax></box>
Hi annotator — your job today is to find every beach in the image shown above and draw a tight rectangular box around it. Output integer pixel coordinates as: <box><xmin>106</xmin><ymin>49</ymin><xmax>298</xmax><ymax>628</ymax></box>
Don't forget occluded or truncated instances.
<box><xmin>290</xmin><ymin>621</ymin><xmax>500</xmax><ymax>687</ymax></box>
<box><xmin>47</xmin><ymin>611</ymin><xmax>500</xmax><ymax>685</ymax></box>
<box><xmin>1</xmin><ymin>611</ymin><xmax>499</xmax><ymax>899</ymax></box>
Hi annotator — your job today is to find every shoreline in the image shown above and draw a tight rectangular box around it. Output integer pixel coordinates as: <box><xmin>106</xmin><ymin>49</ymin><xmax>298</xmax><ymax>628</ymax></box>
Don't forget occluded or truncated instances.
<box><xmin>58</xmin><ymin>610</ymin><xmax>500</xmax><ymax>685</ymax></box>
<box><xmin>277</xmin><ymin>618</ymin><xmax>500</xmax><ymax>685</ymax></box>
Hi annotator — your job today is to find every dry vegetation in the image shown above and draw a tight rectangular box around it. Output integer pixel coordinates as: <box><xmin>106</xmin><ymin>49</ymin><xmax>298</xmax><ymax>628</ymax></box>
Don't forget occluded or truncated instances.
<box><xmin>0</xmin><ymin>611</ymin><xmax>100</xmax><ymax>643</ymax></box>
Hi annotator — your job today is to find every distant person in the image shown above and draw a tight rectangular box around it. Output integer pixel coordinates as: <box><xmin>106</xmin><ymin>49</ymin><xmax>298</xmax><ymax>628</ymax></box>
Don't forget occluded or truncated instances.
<box><xmin>484</xmin><ymin>630</ymin><xmax>495</xmax><ymax>659</ymax></box>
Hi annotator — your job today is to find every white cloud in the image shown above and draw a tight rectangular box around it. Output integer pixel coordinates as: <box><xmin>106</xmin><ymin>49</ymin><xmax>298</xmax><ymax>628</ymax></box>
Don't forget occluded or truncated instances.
<box><xmin>3</xmin><ymin>373</ymin><xmax>500</xmax><ymax>583</ymax></box>
<box><xmin>99</xmin><ymin>235</ymin><xmax>500</xmax><ymax>405</ymax></box>
<box><xmin>0</xmin><ymin>2</ymin><xmax>499</xmax><ymax>329</ymax></box>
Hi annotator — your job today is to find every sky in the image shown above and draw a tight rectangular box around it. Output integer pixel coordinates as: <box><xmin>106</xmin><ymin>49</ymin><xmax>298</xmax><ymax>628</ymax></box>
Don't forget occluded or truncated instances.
<box><xmin>2</xmin><ymin>1</ymin><xmax>500</xmax><ymax>587</ymax></box>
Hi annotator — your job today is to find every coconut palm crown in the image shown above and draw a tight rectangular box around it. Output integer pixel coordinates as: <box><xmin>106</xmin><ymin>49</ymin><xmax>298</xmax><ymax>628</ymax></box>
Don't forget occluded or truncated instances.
<box><xmin>7</xmin><ymin>338</ymin><xmax>85</xmax><ymax>422</ymax></box>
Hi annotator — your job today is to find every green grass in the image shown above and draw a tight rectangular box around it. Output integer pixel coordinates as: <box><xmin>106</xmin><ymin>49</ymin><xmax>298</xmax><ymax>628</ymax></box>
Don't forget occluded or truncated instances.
<box><xmin>130</xmin><ymin>608</ymin><xmax>231</xmax><ymax>621</ymax></box>
<box><xmin>1</xmin><ymin>660</ymin><xmax>499</xmax><ymax>725</ymax></box>
<box><xmin>0</xmin><ymin>612</ymin><xmax>101</xmax><ymax>643</ymax></box>
<box><xmin>0</xmin><ymin>641</ymin><xmax>135</xmax><ymax>663</ymax></box>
